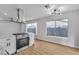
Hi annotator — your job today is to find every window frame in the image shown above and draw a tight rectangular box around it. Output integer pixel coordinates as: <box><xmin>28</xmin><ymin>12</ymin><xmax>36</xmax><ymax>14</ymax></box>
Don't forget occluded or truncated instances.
<box><xmin>46</xmin><ymin>19</ymin><xmax>69</xmax><ymax>39</ymax></box>
<box><xmin>26</xmin><ymin>23</ymin><xmax>38</xmax><ymax>35</ymax></box>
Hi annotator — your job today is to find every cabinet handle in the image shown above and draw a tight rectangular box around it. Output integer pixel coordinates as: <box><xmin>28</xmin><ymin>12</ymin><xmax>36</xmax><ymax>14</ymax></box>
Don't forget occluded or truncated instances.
<box><xmin>6</xmin><ymin>43</ymin><xmax>8</xmax><ymax>46</ymax></box>
<box><xmin>6</xmin><ymin>42</ymin><xmax>10</xmax><ymax>46</ymax></box>
<box><xmin>9</xmin><ymin>43</ymin><xmax>10</xmax><ymax>46</ymax></box>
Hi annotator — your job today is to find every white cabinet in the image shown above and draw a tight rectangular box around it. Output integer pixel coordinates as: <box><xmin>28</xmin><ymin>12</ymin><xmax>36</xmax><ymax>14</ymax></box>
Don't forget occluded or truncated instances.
<box><xmin>0</xmin><ymin>33</ymin><xmax>35</xmax><ymax>55</ymax></box>
<box><xmin>0</xmin><ymin>38</ymin><xmax>8</xmax><ymax>55</ymax></box>
<box><xmin>5</xmin><ymin>38</ymin><xmax>16</xmax><ymax>55</ymax></box>
<box><xmin>28</xmin><ymin>33</ymin><xmax>35</xmax><ymax>46</ymax></box>
<box><xmin>0</xmin><ymin>34</ymin><xmax>16</xmax><ymax>55</ymax></box>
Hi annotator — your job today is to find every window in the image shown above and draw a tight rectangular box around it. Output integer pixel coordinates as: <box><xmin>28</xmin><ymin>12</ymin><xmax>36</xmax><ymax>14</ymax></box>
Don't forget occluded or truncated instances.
<box><xmin>46</xmin><ymin>19</ymin><xmax>68</xmax><ymax>37</ymax></box>
<box><xmin>26</xmin><ymin>23</ymin><xmax>37</xmax><ymax>35</ymax></box>
<box><xmin>47</xmin><ymin>21</ymin><xmax>56</xmax><ymax>36</ymax></box>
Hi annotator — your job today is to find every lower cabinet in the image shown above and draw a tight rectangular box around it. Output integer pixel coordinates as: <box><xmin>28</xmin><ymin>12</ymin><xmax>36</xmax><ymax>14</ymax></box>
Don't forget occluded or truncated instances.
<box><xmin>0</xmin><ymin>37</ymin><xmax>16</xmax><ymax>55</ymax></box>
<box><xmin>0</xmin><ymin>33</ymin><xmax>35</xmax><ymax>55</ymax></box>
<box><xmin>6</xmin><ymin>38</ymin><xmax>16</xmax><ymax>55</ymax></box>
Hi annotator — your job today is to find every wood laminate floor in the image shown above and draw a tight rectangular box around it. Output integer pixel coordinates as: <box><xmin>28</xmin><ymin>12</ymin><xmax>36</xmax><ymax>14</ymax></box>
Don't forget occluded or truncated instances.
<box><xmin>17</xmin><ymin>40</ymin><xmax>79</xmax><ymax>55</ymax></box>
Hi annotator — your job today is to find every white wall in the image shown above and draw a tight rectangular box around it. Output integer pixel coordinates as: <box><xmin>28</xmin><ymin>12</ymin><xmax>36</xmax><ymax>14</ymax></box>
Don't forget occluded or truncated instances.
<box><xmin>74</xmin><ymin>11</ymin><xmax>79</xmax><ymax>48</ymax></box>
<box><xmin>0</xmin><ymin>21</ymin><xmax>21</xmax><ymax>34</ymax></box>
<box><xmin>23</xmin><ymin>10</ymin><xmax>79</xmax><ymax>48</ymax></box>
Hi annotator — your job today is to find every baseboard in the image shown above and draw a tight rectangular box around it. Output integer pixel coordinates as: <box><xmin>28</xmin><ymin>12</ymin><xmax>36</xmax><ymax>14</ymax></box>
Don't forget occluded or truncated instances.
<box><xmin>36</xmin><ymin>38</ymin><xmax>79</xmax><ymax>50</ymax></box>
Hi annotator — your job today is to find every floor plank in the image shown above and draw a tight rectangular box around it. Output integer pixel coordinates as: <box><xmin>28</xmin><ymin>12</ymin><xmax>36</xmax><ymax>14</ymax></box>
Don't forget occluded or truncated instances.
<box><xmin>17</xmin><ymin>40</ymin><xmax>79</xmax><ymax>55</ymax></box>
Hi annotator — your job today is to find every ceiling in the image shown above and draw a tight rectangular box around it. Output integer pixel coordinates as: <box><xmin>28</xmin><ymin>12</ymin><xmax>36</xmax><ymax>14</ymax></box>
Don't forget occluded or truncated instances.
<box><xmin>0</xmin><ymin>4</ymin><xmax>79</xmax><ymax>21</ymax></box>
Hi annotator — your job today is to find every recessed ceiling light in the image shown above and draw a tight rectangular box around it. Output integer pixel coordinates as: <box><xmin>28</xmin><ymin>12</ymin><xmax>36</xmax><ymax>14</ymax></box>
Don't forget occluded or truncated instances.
<box><xmin>4</xmin><ymin>13</ymin><xmax>8</xmax><ymax>15</ymax></box>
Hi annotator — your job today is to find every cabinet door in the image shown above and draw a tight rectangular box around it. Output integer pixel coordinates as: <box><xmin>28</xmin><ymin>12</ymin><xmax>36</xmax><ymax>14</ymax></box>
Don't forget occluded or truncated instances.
<box><xmin>0</xmin><ymin>39</ymin><xmax>8</xmax><ymax>55</ymax></box>
<box><xmin>5</xmin><ymin>38</ymin><xmax>16</xmax><ymax>55</ymax></box>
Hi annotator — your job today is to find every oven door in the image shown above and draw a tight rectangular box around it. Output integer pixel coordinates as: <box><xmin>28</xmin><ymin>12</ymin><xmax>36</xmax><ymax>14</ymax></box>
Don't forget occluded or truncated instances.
<box><xmin>17</xmin><ymin>37</ymin><xmax>29</xmax><ymax>49</ymax></box>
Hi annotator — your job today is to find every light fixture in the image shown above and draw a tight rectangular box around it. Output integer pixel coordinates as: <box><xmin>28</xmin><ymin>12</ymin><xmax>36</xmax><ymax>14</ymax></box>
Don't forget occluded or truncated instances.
<box><xmin>0</xmin><ymin>8</ymin><xmax>26</xmax><ymax>23</ymax></box>
<box><xmin>16</xmin><ymin>8</ymin><xmax>25</xmax><ymax>23</ymax></box>
<box><xmin>44</xmin><ymin>4</ymin><xmax>62</xmax><ymax>15</ymax></box>
<box><xmin>44</xmin><ymin>4</ymin><xmax>51</xmax><ymax>9</ymax></box>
